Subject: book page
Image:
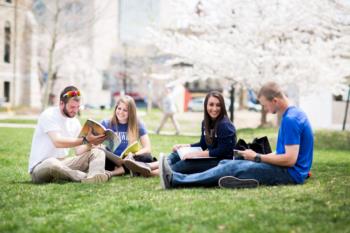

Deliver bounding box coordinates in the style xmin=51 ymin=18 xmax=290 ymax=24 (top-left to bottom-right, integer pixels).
xmin=99 ymin=147 xmax=122 ymax=165
xmin=121 ymin=141 xmax=140 ymax=159
xmin=78 ymin=119 xmax=120 ymax=151
xmin=177 ymin=147 xmax=203 ymax=160
xmin=104 ymin=130 xmax=121 ymax=152
xmin=78 ymin=119 xmax=106 ymax=138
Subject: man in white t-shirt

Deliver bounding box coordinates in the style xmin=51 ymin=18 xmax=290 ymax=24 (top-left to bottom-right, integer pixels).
xmin=28 ymin=86 xmax=109 ymax=184
xmin=155 ymin=86 xmax=180 ymax=135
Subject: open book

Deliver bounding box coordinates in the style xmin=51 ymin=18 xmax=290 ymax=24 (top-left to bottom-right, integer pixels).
xmin=177 ymin=147 xmax=202 ymax=160
xmin=177 ymin=146 xmax=218 ymax=160
xmin=101 ymin=141 xmax=141 ymax=165
xmin=99 ymin=147 xmax=122 ymax=165
xmin=120 ymin=141 xmax=141 ymax=159
xmin=78 ymin=119 xmax=121 ymax=152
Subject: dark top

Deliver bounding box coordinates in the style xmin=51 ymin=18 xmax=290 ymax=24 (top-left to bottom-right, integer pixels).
xmin=191 ymin=116 xmax=236 ymax=159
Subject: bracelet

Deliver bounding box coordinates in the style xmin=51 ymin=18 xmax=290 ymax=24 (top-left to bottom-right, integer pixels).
xmin=82 ymin=136 xmax=89 ymax=145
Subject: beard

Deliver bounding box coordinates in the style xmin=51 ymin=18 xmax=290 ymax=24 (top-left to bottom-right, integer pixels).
xmin=62 ymin=104 xmax=76 ymax=118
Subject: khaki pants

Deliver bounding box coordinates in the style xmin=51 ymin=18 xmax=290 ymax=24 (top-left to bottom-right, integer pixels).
xmin=31 ymin=148 xmax=106 ymax=183
xmin=156 ymin=113 xmax=180 ymax=134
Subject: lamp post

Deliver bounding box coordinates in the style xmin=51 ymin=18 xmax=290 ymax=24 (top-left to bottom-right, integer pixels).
xmin=342 ymin=84 xmax=350 ymax=131
xmin=230 ymin=83 xmax=235 ymax=122
xmin=122 ymin=43 xmax=128 ymax=95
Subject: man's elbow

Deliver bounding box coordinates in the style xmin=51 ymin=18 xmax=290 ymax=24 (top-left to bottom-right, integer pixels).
xmin=284 ymin=157 xmax=297 ymax=167
xmin=285 ymin=161 xmax=295 ymax=167
xmin=48 ymin=135 xmax=64 ymax=148
xmin=52 ymin=141 xmax=65 ymax=148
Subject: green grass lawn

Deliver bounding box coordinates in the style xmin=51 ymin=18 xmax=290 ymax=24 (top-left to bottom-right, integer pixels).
xmin=0 ymin=128 xmax=349 ymax=233
xmin=0 ymin=119 xmax=37 ymax=124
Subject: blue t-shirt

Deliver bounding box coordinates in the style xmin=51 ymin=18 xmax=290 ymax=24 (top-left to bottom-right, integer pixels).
xmin=276 ymin=106 xmax=314 ymax=184
xmin=101 ymin=119 xmax=147 ymax=156
xmin=191 ymin=116 xmax=236 ymax=159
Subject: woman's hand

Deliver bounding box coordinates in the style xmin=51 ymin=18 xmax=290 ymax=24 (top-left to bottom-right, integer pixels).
xmin=172 ymin=144 xmax=191 ymax=152
xmin=126 ymin=152 xmax=135 ymax=158
xmin=181 ymin=152 xmax=196 ymax=160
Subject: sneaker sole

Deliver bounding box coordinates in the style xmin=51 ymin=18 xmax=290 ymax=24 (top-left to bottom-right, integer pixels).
xmin=81 ymin=173 xmax=108 ymax=184
xmin=159 ymin=154 xmax=172 ymax=189
xmin=159 ymin=154 xmax=166 ymax=189
xmin=123 ymin=160 xmax=151 ymax=177
xmin=218 ymin=176 xmax=259 ymax=189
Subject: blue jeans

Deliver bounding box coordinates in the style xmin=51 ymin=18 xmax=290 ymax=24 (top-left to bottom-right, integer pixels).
xmin=171 ymin=159 xmax=296 ymax=187
xmin=167 ymin=151 xmax=220 ymax=174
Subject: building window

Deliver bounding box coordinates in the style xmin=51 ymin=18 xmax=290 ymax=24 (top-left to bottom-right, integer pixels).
xmin=4 ymin=22 xmax=11 ymax=63
xmin=4 ymin=81 xmax=10 ymax=102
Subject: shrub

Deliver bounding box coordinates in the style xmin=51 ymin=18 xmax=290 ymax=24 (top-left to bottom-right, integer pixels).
xmin=314 ymin=130 xmax=350 ymax=151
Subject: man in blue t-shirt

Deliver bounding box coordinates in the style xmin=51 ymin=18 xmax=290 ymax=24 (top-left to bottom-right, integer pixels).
xmin=159 ymin=82 xmax=314 ymax=189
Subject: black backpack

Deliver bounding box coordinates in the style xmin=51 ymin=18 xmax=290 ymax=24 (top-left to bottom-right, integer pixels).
xmin=234 ymin=136 xmax=272 ymax=159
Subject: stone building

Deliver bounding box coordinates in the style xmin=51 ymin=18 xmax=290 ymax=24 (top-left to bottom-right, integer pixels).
xmin=0 ymin=0 xmax=41 ymax=109
xmin=32 ymin=0 xmax=117 ymax=109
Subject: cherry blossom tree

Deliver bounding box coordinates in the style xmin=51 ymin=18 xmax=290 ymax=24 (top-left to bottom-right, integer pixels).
xmin=32 ymin=0 xmax=110 ymax=109
xmin=147 ymin=0 xmax=350 ymax=95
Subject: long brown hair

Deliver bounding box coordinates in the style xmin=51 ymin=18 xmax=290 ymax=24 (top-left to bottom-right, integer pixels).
xmin=203 ymin=91 xmax=228 ymax=145
xmin=110 ymin=95 xmax=139 ymax=143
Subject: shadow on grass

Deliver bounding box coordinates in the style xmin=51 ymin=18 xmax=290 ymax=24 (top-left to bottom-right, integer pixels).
xmin=11 ymin=180 xmax=32 ymax=185
xmin=10 ymin=180 xmax=73 ymax=185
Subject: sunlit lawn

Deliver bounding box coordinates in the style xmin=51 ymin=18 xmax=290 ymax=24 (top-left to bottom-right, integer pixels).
xmin=0 ymin=126 xmax=349 ymax=233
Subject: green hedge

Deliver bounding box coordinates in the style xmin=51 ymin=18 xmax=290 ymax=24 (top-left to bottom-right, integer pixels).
xmin=314 ymin=130 xmax=350 ymax=150
xmin=237 ymin=128 xmax=350 ymax=151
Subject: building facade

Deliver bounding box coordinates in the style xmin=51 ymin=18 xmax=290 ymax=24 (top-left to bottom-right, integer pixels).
xmin=0 ymin=0 xmax=41 ymax=109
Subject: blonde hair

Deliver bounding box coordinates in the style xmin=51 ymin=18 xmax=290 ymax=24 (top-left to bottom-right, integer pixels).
xmin=110 ymin=95 xmax=139 ymax=143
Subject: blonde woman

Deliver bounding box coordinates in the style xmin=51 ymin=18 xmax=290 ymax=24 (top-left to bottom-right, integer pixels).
xmin=101 ymin=95 xmax=157 ymax=177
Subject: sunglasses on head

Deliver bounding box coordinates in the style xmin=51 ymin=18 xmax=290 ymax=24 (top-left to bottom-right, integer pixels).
xmin=63 ymin=90 xmax=80 ymax=98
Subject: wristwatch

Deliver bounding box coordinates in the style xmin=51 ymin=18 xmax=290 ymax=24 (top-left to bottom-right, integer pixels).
xmin=82 ymin=136 xmax=89 ymax=145
xmin=254 ymin=153 xmax=262 ymax=163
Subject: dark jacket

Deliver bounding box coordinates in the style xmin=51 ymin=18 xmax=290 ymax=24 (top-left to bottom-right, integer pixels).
xmin=191 ymin=116 xmax=236 ymax=159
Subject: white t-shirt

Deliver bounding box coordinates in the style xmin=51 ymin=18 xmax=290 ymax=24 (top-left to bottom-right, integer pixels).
xmin=162 ymin=94 xmax=177 ymax=114
xmin=28 ymin=107 xmax=81 ymax=173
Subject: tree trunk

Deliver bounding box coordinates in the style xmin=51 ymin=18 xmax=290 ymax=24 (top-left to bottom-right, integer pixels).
xmin=342 ymin=85 xmax=350 ymax=131
xmin=239 ymin=86 xmax=245 ymax=110
xmin=42 ymin=1 xmax=60 ymax=110
xmin=43 ymin=45 xmax=55 ymax=109
xmin=147 ymin=79 xmax=152 ymax=113
xmin=259 ymin=106 xmax=268 ymax=127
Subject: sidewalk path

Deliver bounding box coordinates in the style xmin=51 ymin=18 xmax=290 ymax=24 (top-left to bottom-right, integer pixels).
xmin=0 ymin=109 xmax=275 ymax=135
xmin=0 ymin=123 xmax=199 ymax=136
xmin=0 ymin=123 xmax=36 ymax=128
xmin=148 ymin=130 xmax=199 ymax=137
